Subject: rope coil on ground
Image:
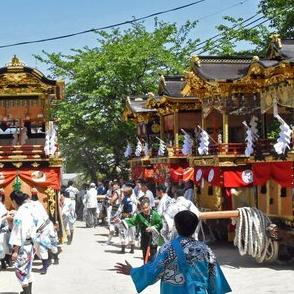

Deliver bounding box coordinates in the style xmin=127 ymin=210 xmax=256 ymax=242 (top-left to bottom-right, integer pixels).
xmin=233 ymin=207 xmax=279 ymax=263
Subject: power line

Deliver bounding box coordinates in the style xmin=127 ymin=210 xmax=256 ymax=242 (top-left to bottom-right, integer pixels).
xmin=0 ymin=0 xmax=206 ymax=49
xmin=197 ymin=18 xmax=270 ymax=55
xmin=193 ymin=14 xmax=267 ymax=54
xmin=196 ymin=0 xmax=249 ymax=22
xmin=193 ymin=13 xmax=265 ymax=51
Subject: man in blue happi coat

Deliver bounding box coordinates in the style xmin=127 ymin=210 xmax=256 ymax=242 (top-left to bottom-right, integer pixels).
xmin=115 ymin=210 xmax=231 ymax=294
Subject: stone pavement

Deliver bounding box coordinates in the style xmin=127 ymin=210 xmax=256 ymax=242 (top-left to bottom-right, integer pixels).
xmin=0 ymin=222 xmax=293 ymax=294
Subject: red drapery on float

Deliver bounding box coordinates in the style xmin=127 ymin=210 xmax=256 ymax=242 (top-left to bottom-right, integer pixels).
xmin=169 ymin=164 xmax=189 ymax=183
xmin=252 ymin=162 xmax=293 ymax=187
xmin=222 ymin=166 xmax=253 ymax=188
xmin=0 ymin=168 xmax=61 ymax=190
xmin=131 ymin=166 xmax=145 ymax=181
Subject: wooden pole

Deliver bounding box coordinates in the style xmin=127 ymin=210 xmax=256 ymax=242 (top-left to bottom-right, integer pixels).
xmin=199 ymin=210 xmax=239 ymax=220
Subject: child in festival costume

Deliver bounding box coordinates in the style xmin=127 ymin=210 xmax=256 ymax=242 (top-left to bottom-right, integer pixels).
xmin=119 ymin=197 xmax=162 ymax=263
xmin=115 ymin=210 xmax=231 ymax=294
xmin=113 ymin=185 xmax=137 ymax=254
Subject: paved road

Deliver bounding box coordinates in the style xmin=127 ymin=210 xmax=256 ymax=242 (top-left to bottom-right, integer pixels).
xmin=0 ymin=222 xmax=293 ymax=294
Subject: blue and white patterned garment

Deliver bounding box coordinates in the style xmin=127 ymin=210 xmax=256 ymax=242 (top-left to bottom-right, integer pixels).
xmin=131 ymin=236 xmax=231 ymax=294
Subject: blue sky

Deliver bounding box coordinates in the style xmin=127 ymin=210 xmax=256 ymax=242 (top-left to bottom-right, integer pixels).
xmin=0 ymin=0 xmax=261 ymax=76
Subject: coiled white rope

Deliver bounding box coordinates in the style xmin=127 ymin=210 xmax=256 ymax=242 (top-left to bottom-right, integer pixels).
xmin=233 ymin=207 xmax=279 ymax=263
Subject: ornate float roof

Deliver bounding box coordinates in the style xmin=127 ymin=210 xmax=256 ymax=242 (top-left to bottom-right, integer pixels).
xmin=124 ymin=36 xmax=294 ymax=121
xmin=158 ymin=75 xmax=186 ymax=97
xmin=0 ymin=55 xmax=64 ymax=99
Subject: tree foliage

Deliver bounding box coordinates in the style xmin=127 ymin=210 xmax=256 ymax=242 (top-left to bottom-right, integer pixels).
xmin=36 ymin=21 xmax=198 ymax=181
xmin=260 ymin=0 xmax=294 ymax=38
xmin=37 ymin=0 xmax=294 ymax=181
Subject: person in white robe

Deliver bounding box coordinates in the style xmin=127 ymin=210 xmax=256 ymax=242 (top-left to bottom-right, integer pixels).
xmin=0 ymin=192 xmax=11 ymax=270
xmin=60 ymin=189 xmax=76 ymax=245
xmin=155 ymin=184 xmax=172 ymax=216
xmin=9 ymin=191 xmax=37 ymax=294
xmin=161 ymin=187 xmax=200 ymax=242
xmin=30 ymin=188 xmax=58 ymax=274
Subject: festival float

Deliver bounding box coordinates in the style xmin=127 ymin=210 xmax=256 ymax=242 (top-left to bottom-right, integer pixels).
xmin=123 ymin=35 xmax=294 ymax=262
xmin=0 ymin=56 xmax=64 ymax=222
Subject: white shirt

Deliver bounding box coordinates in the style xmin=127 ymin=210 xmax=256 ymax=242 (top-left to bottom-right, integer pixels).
xmin=30 ymin=200 xmax=48 ymax=229
xmin=9 ymin=201 xmax=36 ymax=247
xmin=85 ymin=187 xmax=98 ymax=209
xmin=0 ymin=202 xmax=7 ymax=218
xmin=161 ymin=196 xmax=200 ymax=242
xmin=66 ymin=186 xmax=79 ymax=201
xmin=145 ymin=190 xmax=155 ymax=207
xmin=157 ymin=193 xmax=171 ymax=216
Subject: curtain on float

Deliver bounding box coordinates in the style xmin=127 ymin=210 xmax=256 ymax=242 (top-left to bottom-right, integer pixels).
xmin=252 ymin=162 xmax=293 ymax=187
xmin=0 ymin=168 xmax=61 ymax=190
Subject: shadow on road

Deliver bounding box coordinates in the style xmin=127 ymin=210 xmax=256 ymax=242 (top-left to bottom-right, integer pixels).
xmin=211 ymin=242 xmax=294 ymax=270
xmin=94 ymin=233 xmax=109 ymax=237
xmin=104 ymin=249 xmax=125 ymax=254
xmin=0 ymin=292 xmax=19 ymax=294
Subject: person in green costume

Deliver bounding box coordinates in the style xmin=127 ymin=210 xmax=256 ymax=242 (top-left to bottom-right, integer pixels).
xmin=120 ymin=197 xmax=162 ymax=263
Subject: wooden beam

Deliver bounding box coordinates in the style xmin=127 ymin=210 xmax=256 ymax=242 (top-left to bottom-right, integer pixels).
xmin=199 ymin=210 xmax=239 ymax=220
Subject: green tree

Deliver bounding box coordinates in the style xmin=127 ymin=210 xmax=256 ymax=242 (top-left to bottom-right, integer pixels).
xmin=199 ymin=0 xmax=293 ymax=56
xmin=37 ymin=21 xmax=198 ymax=181
xmin=260 ymin=0 xmax=294 ymax=38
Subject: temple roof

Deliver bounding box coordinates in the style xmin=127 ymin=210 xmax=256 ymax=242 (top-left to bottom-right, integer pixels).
xmin=128 ymin=97 xmax=157 ymax=113
xmin=158 ymin=75 xmax=186 ymax=97
xmin=191 ymin=39 xmax=294 ymax=81
xmin=280 ymin=39 xmax=294 ymax=63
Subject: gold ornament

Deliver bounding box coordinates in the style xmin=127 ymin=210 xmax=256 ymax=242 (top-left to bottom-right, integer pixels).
xmin=45 ymin=187 xmax=56 ymax=217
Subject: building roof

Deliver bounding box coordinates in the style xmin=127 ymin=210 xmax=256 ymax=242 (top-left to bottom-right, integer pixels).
xmin=191 ymin=39 xmax=294 ymax=81
xmin=280 ymin=39 xmax=294 ymax=63
xmin=127 ymin=97 xmax=157 ymax=113
xmin=158 ymin=75 xmax=186 ymax=97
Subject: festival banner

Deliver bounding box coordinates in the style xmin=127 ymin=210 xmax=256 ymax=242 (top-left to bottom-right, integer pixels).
xmin=223 ymin=167 xmax=253 ymax=188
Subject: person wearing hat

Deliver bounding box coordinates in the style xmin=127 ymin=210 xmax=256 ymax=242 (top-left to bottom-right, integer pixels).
xmin=84 ymin=183 xmax=98 ymax=228
xmin=115 ymin=210 xmax=231 ymax=294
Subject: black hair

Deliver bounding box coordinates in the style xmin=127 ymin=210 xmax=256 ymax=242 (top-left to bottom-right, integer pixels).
xmin=0 ymin=193 xmax=5 ymax=203
xmin=68 ymin=180 xmax=74 ymax=186
xmin=63 ymin=190 xmax=70 ymax=198
xmin=175 ymin=189 xmax=184 ymax=198
xmin=10 ymin=191 xmax=29 ymax=206
xmin=125 ymin=181 xmax=136 ymax=189
xmin=32 ymin=194 xmax=39 ymax=201
xmin=140 ymin=197 xmax=150 ymax=207
xmin=156 ymin=184 xmax=167 ymax=193
xmin=174 ymin=210 xmax=198 ymax=237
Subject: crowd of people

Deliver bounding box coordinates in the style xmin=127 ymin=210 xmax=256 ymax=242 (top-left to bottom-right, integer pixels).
xmin=0 ymin=177 xmax=231 ymax=294
xmin=0 ymin=186 xmax=77 ymax=294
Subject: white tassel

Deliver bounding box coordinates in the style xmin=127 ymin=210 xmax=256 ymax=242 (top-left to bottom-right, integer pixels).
xmin=198 ymin=129 xmax=209 ymax=155
xmin=274 ymin=115 xmax=292 ymax=155
xmin=135 ymin=138 xmax=143 ymax=157
xmin=157 ymin=138 xmax=166 ymax=156
xmin=124 ymin=143 xmax=132 ymax=158
xmin=181 ymin=129 xmax=193 ymax=155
